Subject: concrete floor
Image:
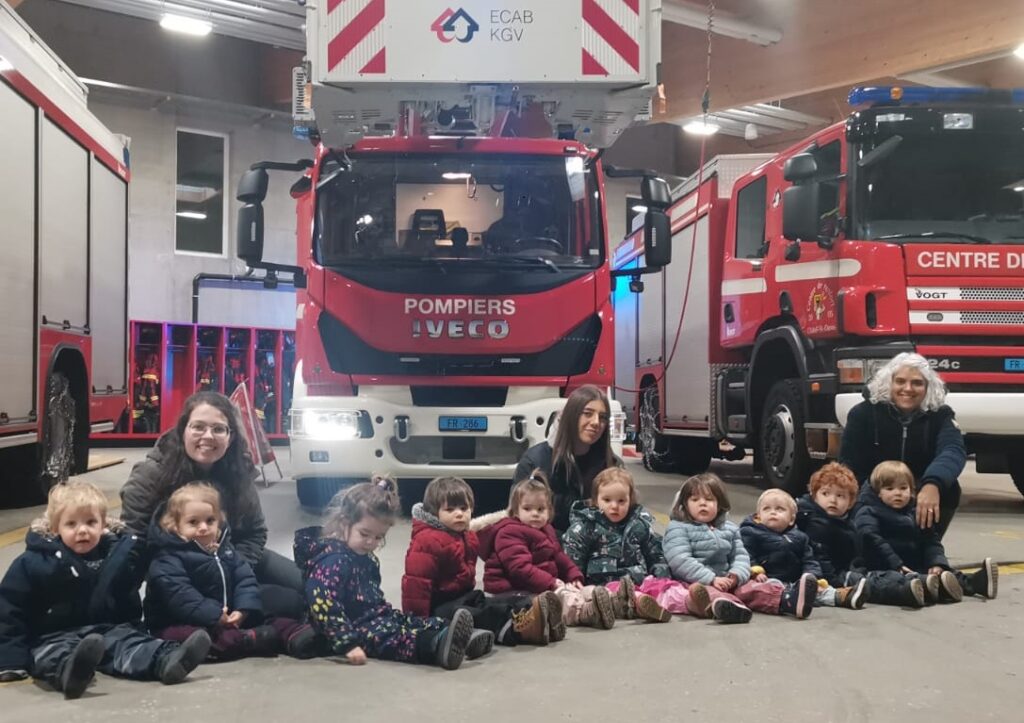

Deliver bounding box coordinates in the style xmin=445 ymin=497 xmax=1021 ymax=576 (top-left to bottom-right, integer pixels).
xmin=1 ymin=449 xmax=1023 ymax=722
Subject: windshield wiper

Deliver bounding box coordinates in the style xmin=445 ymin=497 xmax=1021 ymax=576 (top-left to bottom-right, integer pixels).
xmin=496 ymin=256 xmax=562 ymax=274
xmin=875 ymin=231 xmax=994 ymax=245
xmin=326 ymin=256 xmax=448 ymax=273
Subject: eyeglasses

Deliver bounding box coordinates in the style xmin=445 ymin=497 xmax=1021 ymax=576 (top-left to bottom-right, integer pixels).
xmin=187 ymin=421 xmax=231 ymax=437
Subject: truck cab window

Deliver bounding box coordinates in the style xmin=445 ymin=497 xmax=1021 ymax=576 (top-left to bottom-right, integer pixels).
xmin=811 ymin=140 xmax=841 ymax=236
xmin=734 ymin=176 xmax=767 ymax=259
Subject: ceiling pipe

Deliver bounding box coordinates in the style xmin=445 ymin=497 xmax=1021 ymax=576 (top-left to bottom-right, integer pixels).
xmin=661 ymin=0 xmax=782 ymax=46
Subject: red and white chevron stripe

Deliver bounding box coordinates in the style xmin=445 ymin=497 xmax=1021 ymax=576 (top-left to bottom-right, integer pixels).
xmin=581 ymin=0 xmax=641 ymax=77
xmin=325 ymin=0 xmax=387 ymax=75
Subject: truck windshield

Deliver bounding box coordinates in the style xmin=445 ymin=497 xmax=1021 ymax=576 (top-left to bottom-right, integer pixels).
xmin=855 ymin=129 xmax=1024 ymax=244
xmin=315 ymin=153 xmax=604 ymax=268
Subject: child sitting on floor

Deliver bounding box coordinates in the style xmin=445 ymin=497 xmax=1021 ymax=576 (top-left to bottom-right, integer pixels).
xmin=855 ymin=461 xmax=997 ymax=604
xmin=402 ymin=476 xmax=538 ymax=647
xmin=0 ymin=482 xmax=209 ymax=699
xmin=561 ymin=467 xmax=671 ymax=622
xmin=293 ymin=475 xmax=490 ymax=670
xmin=145 ymin=483 xmax=317 ymax=659
xmin=477 ymin=470 xmax=615 ymax=633
xmin=740 ymin=488 xmax=866 ymax=609
xmin=662 ymin=473 xmax=818 ymax=623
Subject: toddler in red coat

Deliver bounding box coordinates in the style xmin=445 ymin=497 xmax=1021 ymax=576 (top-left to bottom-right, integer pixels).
xmin=402 ymin=477 xmax=540 ymax=647
xmin=477 ymin=470 xmax=616 ymax=634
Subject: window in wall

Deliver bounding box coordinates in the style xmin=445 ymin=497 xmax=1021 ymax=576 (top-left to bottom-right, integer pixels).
xmin=734 ymin=176 xmax=767 ymax=259
xmin=175 ymin=129 xmax=227 ymax=256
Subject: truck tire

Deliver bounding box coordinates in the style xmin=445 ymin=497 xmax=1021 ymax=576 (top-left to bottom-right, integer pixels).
xmin=1010 ymin=453 xmax=1024 ymax=499
xmin=39 ymin=372 xmax=76 ymax=496
xmin=757 ymin=379 xmax=817 ymax=495
xmin=639 ymin=385 xmax=679 ymax=473
xmin=296 ymin=477 xmax=349 ymax=510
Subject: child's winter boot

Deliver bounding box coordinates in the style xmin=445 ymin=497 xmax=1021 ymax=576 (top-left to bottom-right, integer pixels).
xmin=611 ymin=575 xmax=637 ymax=619
xmin=577 ymin=587 xmax=615 ymax=629
xmin=464 ymin=629 xmax=495 ymax=660
xmin=511 ymin=595 xmax=550 ymax=646
xmin=156 ymin=629 xmax=211 ymax=685
xmin=634 ymin=593 xmax=671 ymax=622
xmin=923 ymin=573 xmax=941 ymax=604
xmin=60 ymin=634 xmax=104 ymax=699
xmin=284 ymin=624 xmax=321 ymax=659
xmin=686 ymin=582 xmax=712 ymax=618
xmin=778 ymin=573 xmax=816 ymax=619
xmin=937 ymin=571 xmax=963 ymax=603
xmin=434 ymin=608 xmax=474 ymax=670
xmin=542 ymin=591 xmax=567 ymax=642
xmin=835 ymin=577 xmax=867 ymax=609
xmin=710 ymin=598 xmax=752 ymax=624
xmin=967 ymin=558 xmax=998 ymax=599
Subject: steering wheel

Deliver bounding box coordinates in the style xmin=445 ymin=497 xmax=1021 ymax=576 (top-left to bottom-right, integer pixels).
xmin=509 ymin=236 xmax=564 ymax=254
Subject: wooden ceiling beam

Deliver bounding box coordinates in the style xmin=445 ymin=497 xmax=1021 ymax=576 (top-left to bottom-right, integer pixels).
xmin=658 ymin=0 xmax=1024 ymax=120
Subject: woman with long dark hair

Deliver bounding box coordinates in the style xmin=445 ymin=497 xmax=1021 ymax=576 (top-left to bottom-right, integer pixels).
xmin=120 ymin=392 xmax=304 ymax=617
xmin=513 ymin=385 xmax=621 ymax=532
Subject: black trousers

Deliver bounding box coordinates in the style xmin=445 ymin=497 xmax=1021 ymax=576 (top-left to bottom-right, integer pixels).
xmin=932 ymin=480 xmax=961 ymax=541
xmin=31 ymin=623 xmax=173 ymax=689
xmin=254 ymin=548 xmax=307 ymax=620
xmin=433 ymin=590 xmax=532 ymax=642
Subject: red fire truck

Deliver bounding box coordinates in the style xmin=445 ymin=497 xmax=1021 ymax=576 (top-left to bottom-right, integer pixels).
xmin=0 ymin=2 xmax=129 ymax=504
xmin=614 ymin=86 xmax=1024 ymax=496
xmin=234 ymin=1 xmax=671 ymax=507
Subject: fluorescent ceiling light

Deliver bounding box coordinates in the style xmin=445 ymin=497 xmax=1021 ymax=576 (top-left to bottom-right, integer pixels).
xmin=683 ymin=120 xmax=720 ymax=136
xmin=1015 ymin=43 xmax=1024 ymax=60
xmin=0 ymin=55 xmax=12 ymax=72
xmin=176 ymin=210 xmax=208 ymax=220
xmin=160 ymin=14 xmax=213 ymax=36
xmin=442 ymin=172 xmax=472 ymax=180
xmin=1014 ymin=186 xmax=1024 ymax=193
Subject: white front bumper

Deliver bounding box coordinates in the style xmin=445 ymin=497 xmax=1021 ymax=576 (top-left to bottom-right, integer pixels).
xmin=836 ymin=392 xmax=1024 ymax=436
xmin=289 ymin=386 xmax=621 ymax=481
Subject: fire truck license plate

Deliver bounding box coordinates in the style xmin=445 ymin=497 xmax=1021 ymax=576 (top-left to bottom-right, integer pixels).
xmin=438 ymin=416 xmax=488 ymax=432
xmin=1005 ymin=358 xmax=1024 ymax=372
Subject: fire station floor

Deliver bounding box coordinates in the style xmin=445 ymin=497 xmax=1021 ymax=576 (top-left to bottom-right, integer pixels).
xmin=1 ymin=450 xmax=1023 ymax=722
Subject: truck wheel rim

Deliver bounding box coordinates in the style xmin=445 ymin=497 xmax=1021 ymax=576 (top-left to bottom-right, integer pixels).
xmin=764 ymin=404 xmax=795 ymax=477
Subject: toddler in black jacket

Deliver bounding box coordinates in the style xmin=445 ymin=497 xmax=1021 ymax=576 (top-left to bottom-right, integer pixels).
xmin=0 ymin=481 xmax=209 ymax=699
xmin=146 ymin=483 xmax=317 ymax=659
xmin=855 ymin=461 xmax=997 ymax=604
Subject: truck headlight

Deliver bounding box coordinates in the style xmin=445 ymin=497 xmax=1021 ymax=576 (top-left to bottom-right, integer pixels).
xmin=291 ymin=409 xmax=365 ymax=440
xmin=610 ymin=411 xmax=627 ymax=443
xmin=837 ymin=358 xmax=888 ymax=385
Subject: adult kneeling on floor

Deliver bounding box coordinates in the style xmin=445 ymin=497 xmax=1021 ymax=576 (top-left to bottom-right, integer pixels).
xmin=839 ymin=352 xmax=965 ymax=540
xmin=120 ymin=391 xmax=306 ymax=618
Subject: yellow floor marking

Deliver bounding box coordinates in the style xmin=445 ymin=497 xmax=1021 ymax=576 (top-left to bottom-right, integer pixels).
xmin=86 ymin=454 xmax=126 ymax=472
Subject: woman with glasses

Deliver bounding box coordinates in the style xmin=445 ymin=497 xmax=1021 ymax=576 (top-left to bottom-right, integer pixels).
xmin=513 ymin=385 xmax=622 ymax=533
xmin=120 ymin=391 xmax=305 ymax=617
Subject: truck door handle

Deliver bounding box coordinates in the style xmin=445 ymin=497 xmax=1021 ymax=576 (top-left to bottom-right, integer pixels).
xmin=724 ymin=303 xmax=735 ymax=323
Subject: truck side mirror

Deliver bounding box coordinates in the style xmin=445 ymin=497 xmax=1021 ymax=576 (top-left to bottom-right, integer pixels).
xmin=643 ymin=209 xmax=672 ymax=268
xmin=783 ymin=153 xmax=817 ymax=183
xmin=237 ymin=168 xmax=268 ymax=266
xmin=782 ymin=183 xmax=821 ymax=242
xmin=641 ymin=176 xmax=672 ymax=209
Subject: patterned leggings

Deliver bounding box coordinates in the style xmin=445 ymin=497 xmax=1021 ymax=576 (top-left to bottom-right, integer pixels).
xmin=608 ymin=575 xmax=783 ymax=616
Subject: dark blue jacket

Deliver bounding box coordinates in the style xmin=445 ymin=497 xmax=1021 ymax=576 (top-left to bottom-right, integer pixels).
xmin=795 ymin=494 xmax=862 ymax=588
xmin=144 ymin=512 xmax=262 ymax=632
xmin=739 ymin=516 xmax=822 ymax=583
xmin=0 ymin=528 xmax=144 ymax=671
xmin=839 ymin=398 xmax=965 ymax=494
xmin=854 ymin=485 xmax=949 ymax=573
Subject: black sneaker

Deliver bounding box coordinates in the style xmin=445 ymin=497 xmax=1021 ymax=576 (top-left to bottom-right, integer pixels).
xmin=251 ymin=625 xmax=283 ymax=656
xmin=61 ymin=634 xmax=104 ymax=700
xmin=923 ymin=574 xmax=940 ymax=605
xmin=711 ymin=598 xmax=752 ymax=624
xmin=285 ymin=624 xmax=320 ymax=659
xmin=157 ymin=629 xmax=211 ymax=685
xmin=464 ymin=629 xmax=494 ymax=660
xmin=938 ymin=571 xmax=963 ymax=603
xmin=905 ymin=578 xmax=926 ymax=608
xmin=434 ymin=608 xmax=473 ymax=670
xmin=970 ymin=558 xmax=998 ymax=600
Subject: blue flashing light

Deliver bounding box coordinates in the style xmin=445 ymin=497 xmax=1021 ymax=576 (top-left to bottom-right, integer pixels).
xmin=848 ymin=85 xmax=1024 ymax=107
xmin=293 ymin=125 xmax=312 ymax=140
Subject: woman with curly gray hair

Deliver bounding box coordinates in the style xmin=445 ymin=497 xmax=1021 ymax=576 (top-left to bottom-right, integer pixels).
xmin=838 ymin=352 xmax=966 ymax=539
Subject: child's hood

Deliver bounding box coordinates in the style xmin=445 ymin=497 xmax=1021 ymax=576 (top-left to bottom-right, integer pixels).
xmin=411 ymin=502 xmax=454 ymax=536
xmin=293 ymin=525 xmax=351 ymax=572
xmin=857 ymin=483 xmax=913 ymax=517
xmin=146 ymin=501 xmax=232 ymax=553
xmin=740 ymin=514 xmax=795 ymax=536
xmin=472 ymin=512 xmax=515 ymax=558
xmin=25 ymin=518 xmax=127 ymax=555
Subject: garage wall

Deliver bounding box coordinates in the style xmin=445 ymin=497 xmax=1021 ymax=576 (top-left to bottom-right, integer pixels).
xmin=88 ymin=99 xmax=305 ymax=327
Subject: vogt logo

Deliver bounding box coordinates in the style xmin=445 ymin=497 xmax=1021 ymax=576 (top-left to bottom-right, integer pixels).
xmin=431 ymin=8 xmax=479 ymax=43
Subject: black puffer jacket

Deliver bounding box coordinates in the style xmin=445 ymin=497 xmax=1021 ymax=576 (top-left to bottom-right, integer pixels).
xmin=795 ymin=494 xmax=862 ymax=588
xmin=839 ymin=398 xmax=966 ymax=493
xmin=120 ymin=431 xmax=268 ymax=566
xmin=0 ymin=527 xmax=143 ymax=671
xmin=854 ymin=485 xmax=949 ymax=573
xmin=739 ymin=517 xmax=822 ymax=583
xmin=144 ymin=508 xmax=263 ymax=632
xmin=514 ymin=441 xmax=620 ymax=532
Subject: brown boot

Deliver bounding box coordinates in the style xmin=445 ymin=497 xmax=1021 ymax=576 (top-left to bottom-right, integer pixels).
xmin=541 ymin=591 xmax=566 ymax=642
xmin=686 ymin=583 xmax=712 ymax=618
xmin=635 ymin=593 xmax=671 ymax=622
xmin=611 ymin=576 xmax=637 ymax=619
xmin=511 ymin=595 xmax=550 ymax=646
xmin=578 ymin=587 xmax=615 ymax=629
xmin=835 ymin=577 xmax=867 ymax=609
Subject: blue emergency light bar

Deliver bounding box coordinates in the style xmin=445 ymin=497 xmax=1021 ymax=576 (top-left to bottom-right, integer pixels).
xmin=848 ymin=86 xmax=1024 ymax=107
